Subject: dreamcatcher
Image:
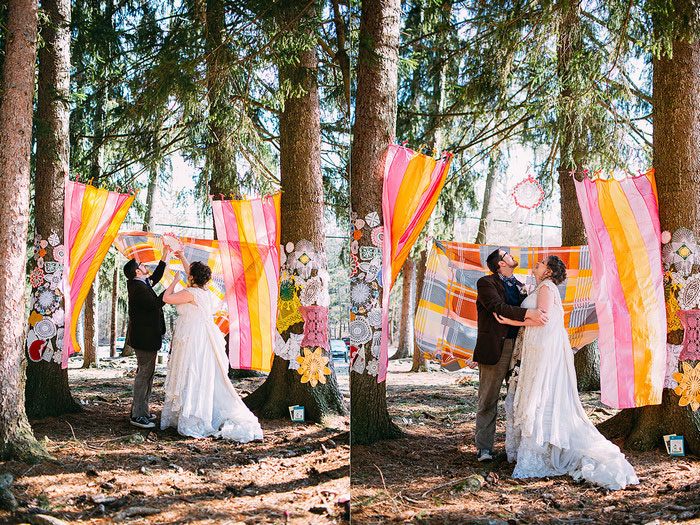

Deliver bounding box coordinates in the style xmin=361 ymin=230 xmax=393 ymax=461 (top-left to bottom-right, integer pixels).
xmin=509 ymin=171 xmax=545 ymax=230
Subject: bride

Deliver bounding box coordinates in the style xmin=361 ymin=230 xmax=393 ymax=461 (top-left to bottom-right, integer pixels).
xmin=494 ymin=255 xmax=638 ymax=490
xmin=161 ymin=251 xmax=263 ymax=442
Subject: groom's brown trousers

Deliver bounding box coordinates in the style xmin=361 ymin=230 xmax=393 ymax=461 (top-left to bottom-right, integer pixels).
xmin=474 ymin=338 xmax=514 ymax=451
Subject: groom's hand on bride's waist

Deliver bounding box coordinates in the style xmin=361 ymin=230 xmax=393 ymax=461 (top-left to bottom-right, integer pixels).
xmin=525 ymin=308 xmax=548 ymax=325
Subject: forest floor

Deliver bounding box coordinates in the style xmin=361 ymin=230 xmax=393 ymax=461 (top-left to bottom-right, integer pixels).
xmin=352 ymin=359 xmax=700 ymax=525
xmin=0 ymin=356 xmax=350 ymax=525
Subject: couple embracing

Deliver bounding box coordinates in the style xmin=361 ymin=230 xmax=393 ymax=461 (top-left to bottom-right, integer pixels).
xmin=472 ymin=248 xmax=638 ymax=490
xmin=123 ymin=245 xmax=262 ymax=442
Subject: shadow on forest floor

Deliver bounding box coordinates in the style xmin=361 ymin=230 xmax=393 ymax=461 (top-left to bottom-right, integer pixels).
xmin=351 ymin=360 xmax=700 ymax=525
xmin=0 ymin=362 xmax=349 ymax=525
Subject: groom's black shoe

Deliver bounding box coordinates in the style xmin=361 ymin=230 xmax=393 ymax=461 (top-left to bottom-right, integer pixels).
xmin=130 ymin=416 xmax=156 ymax=429
xmin=477 ymin=449 xmax=493 ymax=462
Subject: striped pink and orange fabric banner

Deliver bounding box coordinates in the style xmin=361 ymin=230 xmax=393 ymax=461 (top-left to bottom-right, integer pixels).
xmin=574 ymin=169 xmax=666 ymax=408
xmin=211 ymin=193 xmax=281 ymax=372
xmin=379 ymin=144 xmax=452 ymax=382
xmin=62 ymin=178 xmax=135 ymax=367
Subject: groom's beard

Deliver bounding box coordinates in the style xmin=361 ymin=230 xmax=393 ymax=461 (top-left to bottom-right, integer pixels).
xmin=508 ymin=257 xmax=519 ymax=269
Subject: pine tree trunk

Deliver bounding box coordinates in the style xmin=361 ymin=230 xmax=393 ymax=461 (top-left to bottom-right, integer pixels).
xmin=599 ymin=11 xmax=700 ymax=453
xmin=25 ymin=0 xmax=80 ymax=419
xmin=110 ymin=266 xmax=118 ymax=358
xmin=411 ymin=249 xmax=428 ymax=372
xmin=474 ymin=149 xmax=500 ymax=244
xmin=391 ymin=257 xmax=415 ymax=360
xmin=244 ymin=2 xmax=346 ymax=423
xmin=556 ymin=0 xmax=600 ymax=392
xmin=350 ymin=0 xmax=403 ymax=445
xmin=142 ymin=165 xmax=158 ymax=231
xmin=0 ymin=0 xmax=48 ymax=462
xmin=82 ymin=281 xmax=98 ymax=368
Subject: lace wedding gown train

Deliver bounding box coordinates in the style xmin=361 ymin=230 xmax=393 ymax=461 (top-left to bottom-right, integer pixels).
xmin=505 ymin=280 xmax=638 ymax=490
xmin=161 ymin=287 xmax=263 ymax=442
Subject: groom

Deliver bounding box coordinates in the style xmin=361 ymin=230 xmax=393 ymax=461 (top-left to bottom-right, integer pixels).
xmin=123 ymin=245 xmax=170 ymax=429
xmin=472 ymin=248 xmax=547 ymax=462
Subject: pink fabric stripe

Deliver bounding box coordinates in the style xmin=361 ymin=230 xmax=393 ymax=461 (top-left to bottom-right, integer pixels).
xmin=249 ymin=200 xmax=272 ymax=355
xmin=623 ymin=175 xmax=667 ymax=392
xmin=384 ymin=145 xmax=413 ymax=220
xmin=574 ymin=179 xmax=619 ymax=406
xmin=212 ymin=200 xmax=244 ymax=368
xmin=62 ymin=179 xmax=77 ymax=359
xmin=262 ymin=196 xmax=278 ymax=255
xmin=257 ymin=199 xmax=280 ymax=350
xmin=211 ymin=201 xmax=238 ymax=366
xmin=630 ymin=175 xmax=665 ymax=327
xmin=69 ymin=192 xmax=121 ymax=299
xmin=578 ymin=178 xmax=635 ymax=407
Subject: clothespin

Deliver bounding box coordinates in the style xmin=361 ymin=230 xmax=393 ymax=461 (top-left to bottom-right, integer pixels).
xmin=117 ymin=186 xmax=121 ymax=192
xmin=638 ymin=169 xmax=642 ymax=177
xmin=401 ymin=140 xmax=408 ymax=147
xmin=230 ymin=193 xmax=235 ymax=201
xmin=88 ymin=178 xmax=94 ymax=186
xmin=568 ymin=170 xmax=575 ymax=176
xmin=219 ymin=193 xmax=224 ymax=201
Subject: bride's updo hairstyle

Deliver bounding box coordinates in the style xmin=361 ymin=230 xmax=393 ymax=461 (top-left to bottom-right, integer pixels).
xmin=545 ymin=255 xmax=567 ymax=285
xmin=189 ymin=261 xmax=212 ymax=287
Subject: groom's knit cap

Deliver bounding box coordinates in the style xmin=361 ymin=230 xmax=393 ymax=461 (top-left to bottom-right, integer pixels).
xmin=123 ymin=258 xmax=139 ymax=280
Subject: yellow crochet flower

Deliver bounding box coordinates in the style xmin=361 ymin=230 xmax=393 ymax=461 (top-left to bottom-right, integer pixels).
xmin=673 ymin=361 xmax=700 ymax=411
xmin=296 ymin=347 xmax=331 ymax=387
xmin=28 ymin=311 xmax=44 ymax=327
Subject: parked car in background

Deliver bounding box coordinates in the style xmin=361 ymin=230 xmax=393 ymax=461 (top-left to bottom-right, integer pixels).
xmin=330 ymin=339 xmax=349 ymax=362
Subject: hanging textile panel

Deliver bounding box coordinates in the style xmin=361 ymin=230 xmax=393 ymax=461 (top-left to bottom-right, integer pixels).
xmin=211 ymin=193 xmax=281 ymax=372
xmin=379 ymin=144 xmax=452 ymax=381
xmin=113 ymin=232 xmax=227 ymax=302
xmin=414 ymin=240 xmax=598 ymax=372
xmin=62 ymin=179 xmax=135 ymax=367
xmin=574 ymin=169 xmax=666 ymax=408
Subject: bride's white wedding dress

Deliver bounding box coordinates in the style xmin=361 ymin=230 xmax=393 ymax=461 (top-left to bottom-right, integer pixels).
xmin=161 ymin=287 xmax=263 ymax=441
xmin=505 ymin=279 xmax=638 ymax=490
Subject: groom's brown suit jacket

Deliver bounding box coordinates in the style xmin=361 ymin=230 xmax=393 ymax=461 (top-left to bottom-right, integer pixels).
xmin=473 ymin=273 xmax=528 ymax=365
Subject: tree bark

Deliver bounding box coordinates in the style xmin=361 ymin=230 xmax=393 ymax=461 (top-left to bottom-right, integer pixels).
xmin=391 ymin=257 xmax=415 ymax=359
xmin=411 ymin=249 xmax=428 ymax=372
xmin=244 ymin=2 xmax=346 ymax=423
xmin=110 ymin=266 xmax=118 ymax=357
xmin=142 ymin=165 xmax=158 ymax=231
xmin=350 ymin=0 xmax=403 ymax=445
xmin=556 ymin=0 xmax=600 ymax=392
xmin=82 ymin=281 xmax=98 ymax=367
xmin=0 ymin=0 xmax=49 ymax=462
xmin=25 ymin=0 xmax=80 ymax=419
xmin=599 ymin=9 xmax=700 ymax=454
xmin=474 ymin=149 xmax=501 ymax=244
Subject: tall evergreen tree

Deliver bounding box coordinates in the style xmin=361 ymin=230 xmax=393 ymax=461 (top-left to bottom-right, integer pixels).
xmin=245 ymin=1 xmax=346 ymax=422
xmin=350 ymin=0 xmax=403 ymax=445
xmin=0 ymin=0 xmax=48 ymax=461
xmin=25 ymin=0 xmax=81 ymax=418
xmin=599 ymin=0 xmax=700 ymax=453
